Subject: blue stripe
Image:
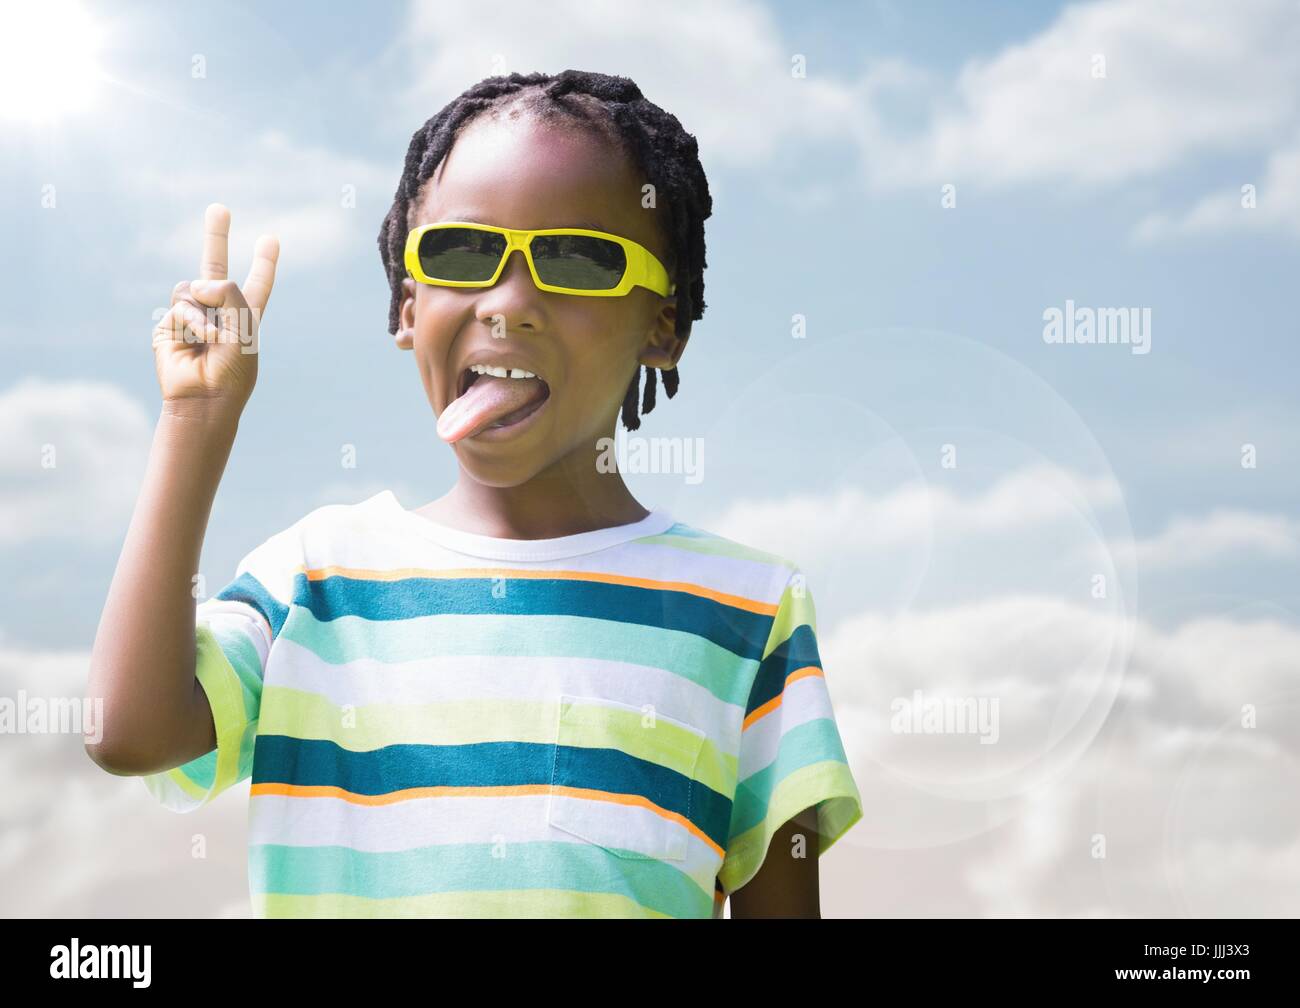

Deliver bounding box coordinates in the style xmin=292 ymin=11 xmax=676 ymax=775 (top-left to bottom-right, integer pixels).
xmin=748 ymin=623 xmax=820 ymax=715
xmin=554 ymin=742 xmax=730 ymax=849
xmin=296 ymin=572 xmax=774 ymax=661
xmin=253 ymin=735 xmax=554 ymax=791
xmin=218 ymin=571 xmax=290 ymax=640
xmin=252 ymin=734 xmax=731 ymax=849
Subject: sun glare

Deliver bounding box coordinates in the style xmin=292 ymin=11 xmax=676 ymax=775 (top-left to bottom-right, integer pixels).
xmin=0 ymin=0 xmax=105 ymax=124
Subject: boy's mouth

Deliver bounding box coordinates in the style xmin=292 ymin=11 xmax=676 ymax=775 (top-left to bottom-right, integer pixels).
xmin=437 ymin=358 xmax=552 ymax=443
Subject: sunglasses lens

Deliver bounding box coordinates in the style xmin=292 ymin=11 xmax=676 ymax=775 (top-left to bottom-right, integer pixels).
xmin=417 ymin=227 xmax=507 ymax=282
xmin=531 ymin=235 xmax=626 ymax=290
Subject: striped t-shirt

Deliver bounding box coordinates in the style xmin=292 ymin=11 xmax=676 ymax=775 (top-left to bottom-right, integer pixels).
xmin=143 ymin=490 xmax=863 ymax=918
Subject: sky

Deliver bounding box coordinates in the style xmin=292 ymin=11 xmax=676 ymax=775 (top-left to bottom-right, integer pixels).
xmin=0 ymin=0 xmax=1297 ymax=917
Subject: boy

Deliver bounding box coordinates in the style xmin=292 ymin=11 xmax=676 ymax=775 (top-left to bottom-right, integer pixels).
xmin=86 ymin=69 xmax=862 ymax=919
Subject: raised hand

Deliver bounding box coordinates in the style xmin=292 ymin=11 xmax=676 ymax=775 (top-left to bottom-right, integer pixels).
xmin=152 ymin=203 xmax=280 ymax=414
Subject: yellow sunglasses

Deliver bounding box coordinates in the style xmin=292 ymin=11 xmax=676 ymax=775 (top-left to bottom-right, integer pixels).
xmin=405 ymin=221 xmax=676 ymax=298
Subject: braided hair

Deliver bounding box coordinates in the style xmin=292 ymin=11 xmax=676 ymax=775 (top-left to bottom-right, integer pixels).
xmin=377 ymin=69 xmax=711 ymax=431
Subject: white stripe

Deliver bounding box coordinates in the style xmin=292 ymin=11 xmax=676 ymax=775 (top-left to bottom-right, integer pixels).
xmin=738 ymin=672 xmax=838 ymax=779
xmin=296 ymin=494 xmax=791 ymax=605
xmin=247 ymin=790 xmax=721 ymax=880
xmin=268 ymin=635 xmax=743 ymax=750
xmin=198 ymin=602 xmax=271 ymax=668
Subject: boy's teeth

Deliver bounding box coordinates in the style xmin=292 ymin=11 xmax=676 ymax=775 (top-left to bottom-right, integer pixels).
xmin=470 ymin=364 xmax=536 ymax=379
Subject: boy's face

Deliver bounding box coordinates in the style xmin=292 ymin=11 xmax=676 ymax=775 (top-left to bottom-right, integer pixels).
xmin=398 ymin=113 xmax=682 ymax=486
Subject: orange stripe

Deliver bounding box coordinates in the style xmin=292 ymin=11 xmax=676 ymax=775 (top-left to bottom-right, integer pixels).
xmin=251 ymin=782 xmax=549 ymax=804
xmin=551 ymin=784 xmax=725 ymax=858
xmin=740 ymin=665 xmax=823 ymax=731
xmin=295 ymin=564 xmax=778 ymax=616
xmin=250 ymin=780 xmax=725 ymax=858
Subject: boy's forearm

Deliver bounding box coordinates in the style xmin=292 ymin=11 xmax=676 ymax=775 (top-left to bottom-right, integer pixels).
xmin=86 ymin=400 xmax=241 ymax=772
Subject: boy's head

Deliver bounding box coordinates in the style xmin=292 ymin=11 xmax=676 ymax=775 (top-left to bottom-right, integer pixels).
xmin=377 ymin=70 xmax=711 ymax=482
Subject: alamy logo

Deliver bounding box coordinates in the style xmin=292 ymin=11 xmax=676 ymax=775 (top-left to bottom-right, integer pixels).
xmin=889 ymin=689 xmax=1000 ymax=744
xmin=595 ymin=434 xmax=704 ymax=484
xmin=1042 ymin=300 xmax=1151 ymax=355
xmin=1 ymin=692 xmax=103 ymax=742
xmin=49 ymin=940 xmax=151 ymax=987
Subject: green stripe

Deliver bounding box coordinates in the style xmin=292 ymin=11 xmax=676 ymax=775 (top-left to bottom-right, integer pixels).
xmin=762 ymin=576 xmax=815 ymax=661
xmin=255 ymin=888 xmax=675 ymax=918
xmin=284 ymin=611 xmax=754 ymax=705
xmin=207 ymin=622 xmax=266 ymax=716
xmin=641 ymin=528 xmax=793 ymax=568
xmin=144 ymin=624 xmax=253 ymax=810
xmin=718 ymin=759 xmax=862 ymax=894
xmin=253 ymin=840 xmax=714 ymax=918
xmin=156 ymin=761 xmax=212 ymax=803
xmin=195 ymin=623 xmax=250 ymax=803
xmin=730 ymin=717 xmax=850 ymax=835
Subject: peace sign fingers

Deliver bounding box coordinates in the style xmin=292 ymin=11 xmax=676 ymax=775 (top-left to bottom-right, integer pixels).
xmin=242 ymin=234 xmax=281 ymax=316
xmin=200 ymin=202 xmax=230 ymax=281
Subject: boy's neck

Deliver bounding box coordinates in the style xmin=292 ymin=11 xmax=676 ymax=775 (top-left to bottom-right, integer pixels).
xmin=413 ymin=471 xmax=650 ymax=541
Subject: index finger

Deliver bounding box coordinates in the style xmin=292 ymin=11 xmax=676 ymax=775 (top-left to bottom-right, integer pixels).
xmin=200 ymin=203 xmax=230 ymax=281
xmin=241 ymin=234 xmax=280 ymax=315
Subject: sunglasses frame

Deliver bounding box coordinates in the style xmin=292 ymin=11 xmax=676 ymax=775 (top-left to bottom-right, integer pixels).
xmin=404 ymin=221 xmax=676 ymax=298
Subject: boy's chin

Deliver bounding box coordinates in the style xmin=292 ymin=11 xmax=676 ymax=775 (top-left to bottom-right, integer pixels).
xmin=452 ymin=450 xmax=557 ymax=488
xmin=449 ymin=420 xmax=621 ymax=485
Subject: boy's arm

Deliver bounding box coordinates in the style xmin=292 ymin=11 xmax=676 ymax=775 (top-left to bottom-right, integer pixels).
xmin=85 ymin=402 xmax=242 ymax=775
xmin=85 ymin=203 xmax=278 ymax=776
xmin=728 ymin=806 xmax=821 ymax=919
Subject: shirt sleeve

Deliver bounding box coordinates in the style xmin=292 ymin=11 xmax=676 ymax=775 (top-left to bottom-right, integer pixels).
xmin=141 ymin=521 xmax=302 ymax=813
xmin=718 ymin=569 xmax=863 ymax=896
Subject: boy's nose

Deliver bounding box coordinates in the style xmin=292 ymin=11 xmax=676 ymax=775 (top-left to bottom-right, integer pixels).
xmin=473 ymin=246 xmax=547 ymax=335
xmin=496 ymin=247 xmax=535 ymax=291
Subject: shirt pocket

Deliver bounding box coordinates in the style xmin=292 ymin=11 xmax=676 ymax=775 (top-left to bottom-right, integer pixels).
xmin=547 ymin=693 xmax=707 ymax=862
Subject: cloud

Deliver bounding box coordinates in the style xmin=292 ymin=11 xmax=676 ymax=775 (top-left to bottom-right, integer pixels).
xmin=822 ymin=594 xmax=1132 ymax=793
xmin=861 ymin=0 xmax=1300 ymax=190
xmin=1066 ymin=506 xmax=1300 ymax=578
xmin=241 ymin=0 xmax=1300 ymax=257
xmin=1130 ymin=508 xmax=1300 ymax=571
xmin=8 ymin=571 xmax=1293 ymax=916
xmin=4 ymin=470 xmax=1297 ymax=915
xmin=0 ymin=639 xmax=254 ymax=917
xmin=0 ymin=378 xmax=151 ymax=547
xmin=710 ymin=478 xmax=1299 ymax=915
xmin=129 ymin=128 xmax=394 ymax=271
xmin=1141 ymin=402 xmax=1300 ymax=479
xmin=1135 ymin=135 xmax=1300 ymax=240
xmin=957 ymin=707 xmax=1300 ymax=917
xmin=395 ymin=0 xmax=872 ymax=168
xmin=816 ymin=582 xmax=1300 ymax=915
xmin=1142 ymin=613 xmax=1300 ymax=716
xmin=708 ymin=463 xmax=1123 ymax=573
xmin=821 ymin=593 xmax=1298 ymax=757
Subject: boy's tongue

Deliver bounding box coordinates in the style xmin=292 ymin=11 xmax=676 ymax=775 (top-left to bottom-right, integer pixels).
xmin=437 ymin=374 xmax=549 ymax=443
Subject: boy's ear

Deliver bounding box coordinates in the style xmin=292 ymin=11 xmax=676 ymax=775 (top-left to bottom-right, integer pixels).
xmin=637 ymin=295 xmax=684 ymax=370
xmin=396 ymin=278 xmax=416 ymax=349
